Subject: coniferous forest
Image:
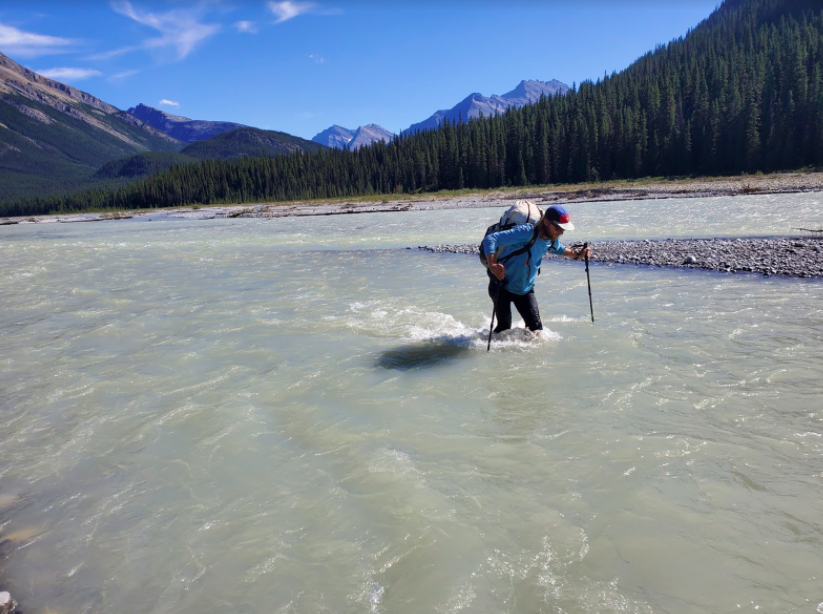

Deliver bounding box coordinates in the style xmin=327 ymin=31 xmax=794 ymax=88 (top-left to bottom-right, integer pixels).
xmin=3 ymin=0 xmax=822 ymax=217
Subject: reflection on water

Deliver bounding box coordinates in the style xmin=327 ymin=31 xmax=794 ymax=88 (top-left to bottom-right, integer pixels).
xmin=0 ymin=195 xmax=822 ymax=614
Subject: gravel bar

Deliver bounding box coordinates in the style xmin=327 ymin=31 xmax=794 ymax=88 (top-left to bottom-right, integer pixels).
xmin=417 ymin=236 xmax=823 ymax=278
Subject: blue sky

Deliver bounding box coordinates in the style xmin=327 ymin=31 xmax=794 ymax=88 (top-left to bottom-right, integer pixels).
xmin=1 ymin=1 xmax=720 ymax=140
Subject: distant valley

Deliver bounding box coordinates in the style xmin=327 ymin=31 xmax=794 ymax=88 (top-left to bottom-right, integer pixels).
xmin=1 ymin=47 xmax=568 ymax=205
xmin=0 ymin=53 xmax=324 ymax=203
xmin=3 ymin=0 xmax=819 ymax=219
xmin=96 ymin=127 xmax=326 ymax=180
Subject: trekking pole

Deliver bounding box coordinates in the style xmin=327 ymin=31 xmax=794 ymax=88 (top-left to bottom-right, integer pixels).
xmin=487 ymin=286 xmax=500 ymax=352
xmin=583 ymin=242 xmax=594 ymax=323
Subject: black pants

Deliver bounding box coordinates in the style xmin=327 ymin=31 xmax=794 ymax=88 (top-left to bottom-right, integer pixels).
xmin=488 ymin=281 xmax=543 ymax=332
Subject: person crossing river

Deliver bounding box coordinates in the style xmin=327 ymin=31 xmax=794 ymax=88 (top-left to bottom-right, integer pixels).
xmin=484 ymin=205 xmax=591 ymax=333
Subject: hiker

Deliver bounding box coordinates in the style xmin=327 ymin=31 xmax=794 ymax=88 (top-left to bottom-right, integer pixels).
xmin=484 ymin=205 xmax=591 ymax=333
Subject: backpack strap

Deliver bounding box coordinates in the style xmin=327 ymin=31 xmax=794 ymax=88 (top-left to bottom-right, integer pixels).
xmin=498 ymin=223 xmax=540 ymax=265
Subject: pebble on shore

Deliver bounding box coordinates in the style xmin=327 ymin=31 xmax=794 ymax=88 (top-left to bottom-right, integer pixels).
xmin=418 ymin=237 xmax=823 ymax=279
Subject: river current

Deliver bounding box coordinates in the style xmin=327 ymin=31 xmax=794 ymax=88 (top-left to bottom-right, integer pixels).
xmin=1 ymin=193 xmax=822 ymax=613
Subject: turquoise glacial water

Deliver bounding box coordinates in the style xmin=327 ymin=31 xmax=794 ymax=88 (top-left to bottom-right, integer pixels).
xmin=0 ymin=193 xmax=821 ymax=613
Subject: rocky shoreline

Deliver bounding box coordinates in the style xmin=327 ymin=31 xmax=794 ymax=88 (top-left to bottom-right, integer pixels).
xmin=2 ymin=171 xmax=823 ymax=225
xmin=418 ymin=236 xmax=823 ymax=278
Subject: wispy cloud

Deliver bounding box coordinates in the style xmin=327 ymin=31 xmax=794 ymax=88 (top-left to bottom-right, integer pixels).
xmin=234 ymin=21 xmax=258 ymax=34
xmin=0 ymin=21 xmax=77 ymax=58
xmin=159 ymin=99 xmax=180 ymax=108
xmin=86 ymin=46 xmax=141 ymax=61
xmin=268 ymin=1 xmax=341 ymax=24
xmin=101 ymin=1 xmax=221 ymax=62
xmin=37 ymin=67 xmax=103 ymax=81
xmin=109 ymin=69 xmax=140 ymax=81
xmin=308 ymin=54 xmax=324 ymax=64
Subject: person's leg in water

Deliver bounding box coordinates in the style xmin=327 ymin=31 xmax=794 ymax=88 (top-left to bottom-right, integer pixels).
xmin=511 ymin=289 xmax=543 ymax=331
xmin=488 ymin=280 xmax=513 ymax=333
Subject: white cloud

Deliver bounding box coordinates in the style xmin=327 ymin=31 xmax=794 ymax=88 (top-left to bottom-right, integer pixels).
xmin=107 ymin=1 xmax=221 ymax=62
xmin=308 ymin=54 xmax=324 ymax=64
xmin=0 ymin=21 xmax=77 ymax=58
xmin=109 ymin=69 xmax=140 ymax=81
xmin=86 ymin=46 xmax=140 ymax=61
xmin=267 ymin=1 xmax=341 ymax=24
xmin=159 ymin=99 xmax=180 ymax=108
xmin=268 ymin=1 xmax=314 ymax=23
xmin=37 ymin=67 xmax=103 ymax=81
xmin=234 ymin=21 xmax=258 ymax=34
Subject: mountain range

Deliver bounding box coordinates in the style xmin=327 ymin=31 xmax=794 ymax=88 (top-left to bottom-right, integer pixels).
xmin=403 ymin=79 xmax=568 ymax=134
xmin=5 ymin=0 xmax=818 ymax=218
xmin=0 ymin=51 xmax=178 ymax=201
xmin=130 ymin=78 xmax=570 ymax=153
xmin=311 ymin=124 xmax=395 ymax=150
xmin=95 ymin=127 xmax=326 ymax=181
xmin=310 ymin=79 xmax=568 ymax=148
xmin=0 ymin=51 xmax=324 ymax=202
xmin=1 ymin=47 xmax=568 ymax=204
xmin=127 ymin=103 xmax=248 ymax=143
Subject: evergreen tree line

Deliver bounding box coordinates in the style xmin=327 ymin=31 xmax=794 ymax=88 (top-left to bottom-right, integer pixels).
xmin=4 ymin=0 xmax=822 ymax=217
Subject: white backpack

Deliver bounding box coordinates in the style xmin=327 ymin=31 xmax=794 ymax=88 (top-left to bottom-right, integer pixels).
xmin=478 ymin=200 xmax=543 ymax=268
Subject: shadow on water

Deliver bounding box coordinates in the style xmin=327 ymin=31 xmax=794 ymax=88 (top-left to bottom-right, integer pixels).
xmin=375 ymin=341 xmax=473 ymax=371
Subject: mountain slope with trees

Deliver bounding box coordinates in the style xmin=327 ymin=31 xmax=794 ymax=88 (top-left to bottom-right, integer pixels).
xmin=95 ymin=128 xmax=327 ymax=181
xmin=180 ymin=127 xmax=325 ymax=160
xmin=403 ymin=79 xmax=569 ymax=135
xmin=93 ymin=152 xmax=197 ymax=180
xmin=4 ymin=0 xmax=822 ymax=216
xmin=0 ymin=52 xmax=181 ymax=202
xmin=126 ymin=103 xmax=248 ymax=142
xmin=312 ymin=123 xmax=394 ymax=150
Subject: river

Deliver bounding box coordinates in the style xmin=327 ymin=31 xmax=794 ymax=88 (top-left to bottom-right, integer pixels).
xmin=1 ymin=193 xmax=821 ymax=613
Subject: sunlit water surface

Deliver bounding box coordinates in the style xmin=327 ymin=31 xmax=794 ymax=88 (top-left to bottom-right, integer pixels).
xmin=1 ymin=193 xmax=822 ymax=614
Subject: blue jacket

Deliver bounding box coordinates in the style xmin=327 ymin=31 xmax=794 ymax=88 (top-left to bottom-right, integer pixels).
xmin=483 ymin=224 xmax=565 ymax=295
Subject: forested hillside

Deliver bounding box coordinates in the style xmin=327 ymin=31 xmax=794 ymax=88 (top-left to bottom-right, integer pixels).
xmin=92 ymin=128 xmax=326 ymax=181
xmin=180 ymin=128 xmax=325 ymax=160
xmin=5 ymin=0 xmax=822 ymax=216
xmin=0 ymin=52 xmax=181 ymax=203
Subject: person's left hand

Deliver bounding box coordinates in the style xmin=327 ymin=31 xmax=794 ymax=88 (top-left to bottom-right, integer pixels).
xmin=489 ymin=262 xmax=506 ymax=280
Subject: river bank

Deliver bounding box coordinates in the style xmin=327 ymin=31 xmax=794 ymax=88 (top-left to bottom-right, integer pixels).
xmin=419 ymin=236 xmax=823 ymax=278
xmin=2 ymin=171 xmax=823 ymax=225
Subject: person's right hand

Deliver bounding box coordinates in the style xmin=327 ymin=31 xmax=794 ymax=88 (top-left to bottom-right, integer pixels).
xmin=489 ymin=262 xmax=506 ymax=280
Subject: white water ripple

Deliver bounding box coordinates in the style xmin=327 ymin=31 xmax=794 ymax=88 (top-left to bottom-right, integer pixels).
xmin=0 ymin=198 xmax=821 ymax=613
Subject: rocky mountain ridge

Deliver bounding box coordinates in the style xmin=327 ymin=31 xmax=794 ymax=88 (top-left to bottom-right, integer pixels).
xmin=0 ymin=52 xmax=322 ymax=203
xmin=312 ymin=123 xmax=394 ymax=150
xmin=0 ymin=52 xmax=176 ymax=147
xmin=312 ymin=79 xmax=568 ymax=149
xmin=311 ymin=125 xmax=355 ymax=149
xmin=347 ymin=124 xmax=394 ymax=150
xmin=0 ymin=51 xmax=182 ymax=202
xmin=404 ymin=79 xmax=568 ymax=134
xmin=127 ymin=103 xmax=248 ymax=143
